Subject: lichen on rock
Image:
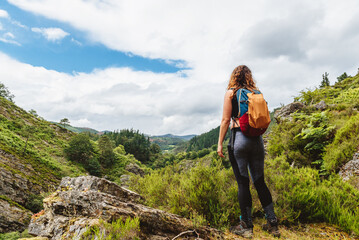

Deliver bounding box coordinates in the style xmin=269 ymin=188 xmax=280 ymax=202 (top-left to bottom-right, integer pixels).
xmin=27 ymin=176 xmax=225 ymax=240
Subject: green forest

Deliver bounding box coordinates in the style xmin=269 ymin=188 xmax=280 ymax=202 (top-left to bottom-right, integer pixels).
xmin=0 ymin=71 xmax=359 ymax=239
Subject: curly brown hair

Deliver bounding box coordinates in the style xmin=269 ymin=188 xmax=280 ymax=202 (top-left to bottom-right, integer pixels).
xmin=227 ymin=65 xmax=258 ymax=92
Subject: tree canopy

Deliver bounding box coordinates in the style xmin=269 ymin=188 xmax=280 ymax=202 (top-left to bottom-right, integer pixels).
xmin=0 ymin=82 xmax=15 ymax=102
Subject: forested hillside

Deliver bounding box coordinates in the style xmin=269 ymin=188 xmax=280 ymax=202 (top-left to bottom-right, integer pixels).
xmin=185 ymin=126 xmax=230 ymax=152
xmin=150 ymin=134 xmax=195 ymax=152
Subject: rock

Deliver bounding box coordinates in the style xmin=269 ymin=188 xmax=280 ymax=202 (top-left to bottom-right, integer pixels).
xmin=0 ymin=149 xmax=57 ymax=206
xmin=120 ymin=174 xmax=131 ymax=188
xmin=274 ymin=102 xmax=304 ymax=123
xmin=125 ymin=163 xmax=145 ymax=176
xmin=28 ymin=176 xmax=225 ymax=239
xmin=314 ymin=100 xmax=328 ymax=110
xmin=0 ymin=198 xmax=32 ymax=233
xmin=339 ymin=152 xmax=359 ymax=189
xmin=58 ymin=175 xmax=144 ymax=204
xmin=0 ymin=149 xmax=58 ymax=233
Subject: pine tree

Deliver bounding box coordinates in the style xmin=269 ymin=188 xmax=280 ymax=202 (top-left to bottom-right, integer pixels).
xmin=320 ymin=72 xmax=330 ymax=88
xmin=60 ymin=118 xmax=70 ymax=128
xmin=336 ymin=72 xmax=349 ymax=83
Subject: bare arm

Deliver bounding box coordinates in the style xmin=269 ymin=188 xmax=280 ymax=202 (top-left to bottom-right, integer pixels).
xmin=217 ymin=90 xmax=233 ymax=157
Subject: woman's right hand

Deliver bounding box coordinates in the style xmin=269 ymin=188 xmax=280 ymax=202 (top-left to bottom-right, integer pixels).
xmin=217 ymin=144 xmax=225 ymax=158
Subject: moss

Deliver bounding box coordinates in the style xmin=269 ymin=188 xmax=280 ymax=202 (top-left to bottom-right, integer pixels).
xmin=0 ymin=195 xmax=27 ymax=211
xmin=323 ymin=114 xmax=359 ymax=172
xmin=0 ymin=97 xmax=87 ymax=197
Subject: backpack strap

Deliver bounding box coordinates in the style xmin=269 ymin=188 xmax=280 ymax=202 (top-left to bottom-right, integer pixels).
xmin=237 ymin=89 xmax=243 ymax=118
xmin=231 ymin=89 xmax=243 ymax=128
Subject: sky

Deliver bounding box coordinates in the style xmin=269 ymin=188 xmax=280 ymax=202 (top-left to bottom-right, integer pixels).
xmin=0 ymin=0 xmax=359 ymax=135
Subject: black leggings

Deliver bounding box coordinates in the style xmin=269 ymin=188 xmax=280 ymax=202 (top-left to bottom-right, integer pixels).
xmin=228 ymin=129 xmax=273 ymax=217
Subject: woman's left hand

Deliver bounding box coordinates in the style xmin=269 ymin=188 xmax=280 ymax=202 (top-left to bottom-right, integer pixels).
xmin=217 ymin=144 xmax=224 ymax=158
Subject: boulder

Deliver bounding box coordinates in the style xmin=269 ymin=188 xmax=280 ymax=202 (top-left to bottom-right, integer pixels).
xmin=314 ymin=100 xmax=328 ymax=110
xmin=28 ymin=176 xmax=226 ymax=239
xmin=120 ymin=174 xmax=131 ymax=188
xmin=125 ymin=163 xmax=145 ymax=176
xmin=339 ymin=152 xmax=359 ymax=189
xmin=274 ymin=102 xmax=304 ymax=123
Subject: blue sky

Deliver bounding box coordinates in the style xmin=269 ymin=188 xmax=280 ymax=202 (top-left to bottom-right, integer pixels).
xmin=0 ymin=1 xmax=185 ymax=74
xmin=1 ymin=0 xmax=359 ymax=135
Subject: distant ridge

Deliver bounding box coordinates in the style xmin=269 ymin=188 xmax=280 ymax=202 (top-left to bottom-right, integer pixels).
xmin=51 ymin=122 xmax=100 ymax=134
xmin=152 ymin=133 xmax=196 ymax=141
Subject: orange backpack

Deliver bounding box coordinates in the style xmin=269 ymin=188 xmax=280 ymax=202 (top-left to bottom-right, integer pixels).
xmin=235 ymin=89 xmax=271 ymax=136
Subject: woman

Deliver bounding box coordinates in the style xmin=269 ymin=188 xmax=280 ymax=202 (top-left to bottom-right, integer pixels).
xmin=217 ymin=65 xmax=280 ymax=238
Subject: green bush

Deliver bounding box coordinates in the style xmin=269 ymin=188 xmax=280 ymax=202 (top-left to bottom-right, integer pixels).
xmin=129 ymin=159 xmax=240 ymax=229
xmin=64 ymin=133 xmax=95 ymax=164
xmin=265 ymin=156 xmax=359 ymax=234
xmin=81 ymin=217 xmax=140 ymax=240
xmin=0 ymin=229 xmax=32 ymax=240
xmin=24 ymin=194 xmax=44 ymax=213
xmin=129 ymin=149 xmax=359 ymax=234
xmin=323 ymin=114 xmax=359 ymax=172
xmin=86 ymin=157 xmax=102 ymax=177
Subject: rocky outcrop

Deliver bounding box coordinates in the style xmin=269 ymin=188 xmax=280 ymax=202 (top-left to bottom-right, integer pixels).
xmin=0 ymin=150 xmax=40 ymax=205
xmin=0 ymin=198 xmax=32 ymax=232
xmin=0 ymin=149 xmax=59 ymax=233
xmin=339 ymin=151 xmax=359 ymax=189
xmin=0 ymin=149 xmax=58 ymax=205
xmin=274 ymin=102 xmax=304 ymax=123
xmin=120 ymin=174 xmax=131 ymax=188
xmin=313 ymin=100 xmax=328 ymax=110
xmin=125 ymin=163 xmax=145 ymax=177
xmin=27 ymin=176 xmax=227 ymax=240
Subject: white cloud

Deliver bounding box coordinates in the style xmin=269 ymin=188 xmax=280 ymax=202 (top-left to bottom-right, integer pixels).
xmin=71 ymin=118 xmax=92 ymax=127
xmin=4 ymin=32 xmax=15 ymax=39
xmin=11 ymin=19 xmax=27 ymax=29
xmin=0 ymin=52 xmax=218 ymax=134
xmin=0 ymin=32 xmax=20 ymax=46
xmin=0 ymin=9 xmax=9 ymax=18
xmin=31 ymin=27 xmax=69 ymax=41
xmin=3 ymin=0 xmax=359 ymax=134
xmin=71 ymin=38 xmax=82 ymax=46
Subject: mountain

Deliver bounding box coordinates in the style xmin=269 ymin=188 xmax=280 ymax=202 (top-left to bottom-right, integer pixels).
xmin=51 ymin=122 xmax=100 ymax=134
xmin=185 ymin=126 xmax=229 ymax=152
xmin=152 ymin=133 xmax=196 ymax=141
xmin=149 ymin=134 xmax=195 ymax=152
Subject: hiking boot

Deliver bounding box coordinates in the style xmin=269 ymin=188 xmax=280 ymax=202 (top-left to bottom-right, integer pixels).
xmin=230 ymin=220 xmax=253 ymax=238
xmin=262 ymin=218 xmax=280 ymax=237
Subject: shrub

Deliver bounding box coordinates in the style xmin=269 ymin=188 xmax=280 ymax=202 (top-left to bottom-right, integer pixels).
xmin=81 ymin=217 xmax=140 ymax=240
xmin=0 ymin=229 xmax=32 ymax=240
xmin=129 ymin=149 xmax=359 ymax=234
xmin=64 ymin=133 xmax=95 ymax=164
xmin=323 ymin=114 xmax=359 ymax=172
xmin=265 ymin=156 xmax=359 ymax=234
xmin=86 ymin=157 xmax=102 ymax=177
xmin=24 ymin=194 xmax=44 ymax=213
xmin=129 ymin=159 xmax=240 ymax=229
